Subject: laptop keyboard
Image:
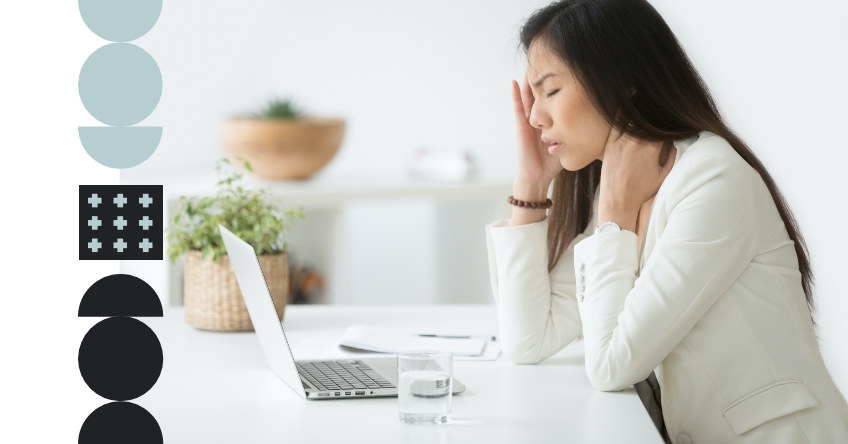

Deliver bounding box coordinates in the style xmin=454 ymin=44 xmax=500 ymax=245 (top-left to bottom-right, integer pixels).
xmin=297 ymin=360 xmax=396 ymax=391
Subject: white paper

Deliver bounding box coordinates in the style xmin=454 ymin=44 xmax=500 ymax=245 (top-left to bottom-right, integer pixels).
xmin=339 ymin=325 xmax=486 ymax=356
xmin=292 ymin=333 xmax=501 ymax=362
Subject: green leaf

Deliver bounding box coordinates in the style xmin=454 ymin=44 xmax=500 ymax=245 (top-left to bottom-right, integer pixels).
xmin=164 ymin=156 xmax=304 ymax=263
xmin=253 ymin=96 xmax=307 ymax=120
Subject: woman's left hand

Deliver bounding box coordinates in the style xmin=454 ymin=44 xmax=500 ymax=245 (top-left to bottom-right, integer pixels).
xmin=598 ymin=125 xmax=677 ymax=233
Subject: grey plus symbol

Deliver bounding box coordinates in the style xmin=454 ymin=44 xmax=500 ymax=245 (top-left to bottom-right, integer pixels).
xmin=139 ymin=194 xmax=153 ymax=208
xmin=113 ymin=194 xmax=127 ymax=208
xmin=88 ymin=239 xmax=102 ymax=252
xmin=88 ymin=194 xmax=102 ymax=208
xmin=139 ymin=238 xmax=153 ymax=252
xmin=113 ymin=216 xmax=127 ymax=230
xmin=114 ymin=238 xmax=128 ymax=252
xmin=139 ymin=216 xmax=153 ymax=230
xmin=88 ymin=216 xmax=102 ymax=230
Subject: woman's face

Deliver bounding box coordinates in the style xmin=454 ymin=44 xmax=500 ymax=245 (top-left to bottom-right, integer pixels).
xmin=526 ymin=41 xmax=612 ymax=171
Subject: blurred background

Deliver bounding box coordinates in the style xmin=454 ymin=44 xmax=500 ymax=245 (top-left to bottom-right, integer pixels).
xmin=119 ymin=0 xmax=848 ymax=391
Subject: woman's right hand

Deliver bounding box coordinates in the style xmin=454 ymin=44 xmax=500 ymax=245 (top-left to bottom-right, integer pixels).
xmin=511 ymin=72 xmax=563 ymax=198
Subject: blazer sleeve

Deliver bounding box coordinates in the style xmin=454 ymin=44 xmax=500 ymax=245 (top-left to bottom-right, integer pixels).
xmin=572 ymin=154 xmax=759 ymax=391
xmin=485 ymin=203 xmax=596 ymax=364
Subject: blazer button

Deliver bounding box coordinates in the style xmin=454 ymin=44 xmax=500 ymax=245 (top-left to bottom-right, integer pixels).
xmin=676 ymin=434 xmax=691 ymax=444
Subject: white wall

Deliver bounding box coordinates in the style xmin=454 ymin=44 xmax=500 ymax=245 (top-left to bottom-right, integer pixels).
xmin=123 ymin=0 xmax=536 ymax=179
xmin=122 ymin=0 xmax=848 ymax=396
xmin=650 ymin=0 xmax=848 ymax=403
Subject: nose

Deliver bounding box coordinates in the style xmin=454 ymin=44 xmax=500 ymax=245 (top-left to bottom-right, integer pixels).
xmin=528 ymin=102 xmax=546 ymax=129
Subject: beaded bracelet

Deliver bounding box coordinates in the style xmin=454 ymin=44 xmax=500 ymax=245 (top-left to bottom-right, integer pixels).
xmin=507 ymin=195 xmax=553 ymax=210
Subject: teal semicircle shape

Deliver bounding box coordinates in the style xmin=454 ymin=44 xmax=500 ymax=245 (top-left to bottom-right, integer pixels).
xmin=79 ymin=126 xmax=162 ymax=169
xmin=79 ymin=0 xmax=163 ymax=42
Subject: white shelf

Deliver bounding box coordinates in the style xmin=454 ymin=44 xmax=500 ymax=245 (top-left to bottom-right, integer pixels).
xmin=121 ymin=169 xmax=515 ymax=307
xmin=125 ymin=169 xmax=514 ymax=209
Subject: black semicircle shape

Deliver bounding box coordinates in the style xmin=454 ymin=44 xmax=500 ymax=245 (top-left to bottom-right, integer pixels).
xmin=79 ymin=274 xmax=163 ymax=317
xmin=79 ymin=401 xmax=163 ymax=444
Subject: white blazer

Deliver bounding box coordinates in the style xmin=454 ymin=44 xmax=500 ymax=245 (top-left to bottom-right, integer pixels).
xmin=486 ymin=131 xmax=848 ymax=444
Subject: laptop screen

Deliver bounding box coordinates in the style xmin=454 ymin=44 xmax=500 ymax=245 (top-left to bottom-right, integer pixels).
xmin=219 ymin=225 xmax=306 ymax=398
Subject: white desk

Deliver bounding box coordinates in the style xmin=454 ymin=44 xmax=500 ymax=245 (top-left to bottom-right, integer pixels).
xmin=137 ymin=305 xmax=664 ymax=444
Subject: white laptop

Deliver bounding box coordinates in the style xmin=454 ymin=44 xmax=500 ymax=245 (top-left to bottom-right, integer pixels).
xmin=218 ymin=225 xmax=466 ymax=399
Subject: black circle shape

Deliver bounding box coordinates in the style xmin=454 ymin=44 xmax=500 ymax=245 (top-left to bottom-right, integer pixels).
xmin=79 ymin=401 xmax=162 ymax=444
xmin=79 ymin=274 xmax=163 ymax=317
xmin=79 ymin=317 xmax=163 ymax=401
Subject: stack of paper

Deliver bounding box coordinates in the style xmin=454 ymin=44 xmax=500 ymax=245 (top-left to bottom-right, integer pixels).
xmin=339 ymin=325 xmax=486 ymax=356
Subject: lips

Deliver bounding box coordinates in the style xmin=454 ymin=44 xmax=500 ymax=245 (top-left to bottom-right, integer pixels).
xmin=541 ymin=136 xmax=562 ymax=154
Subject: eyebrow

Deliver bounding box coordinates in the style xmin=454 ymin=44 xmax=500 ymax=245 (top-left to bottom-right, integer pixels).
xmin=532 ymin=73 xmax=558 ymax=88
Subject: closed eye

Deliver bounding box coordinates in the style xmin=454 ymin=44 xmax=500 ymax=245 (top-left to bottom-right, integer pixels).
xmin=546 ymin=89 xmax=560 ymax=98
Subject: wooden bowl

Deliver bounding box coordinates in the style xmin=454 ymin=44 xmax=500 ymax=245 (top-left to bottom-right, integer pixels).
xmin=222 ymin=117 xmax=345 ymax=179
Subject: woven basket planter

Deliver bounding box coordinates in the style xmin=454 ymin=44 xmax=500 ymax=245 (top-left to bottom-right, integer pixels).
xmin=183 ymin=250 xmax=288 ymax=331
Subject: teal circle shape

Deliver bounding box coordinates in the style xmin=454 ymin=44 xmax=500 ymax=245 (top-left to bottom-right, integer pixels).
xmin=79 ymin=43 xmax=162 ymax=127
xmin=79 ymin=0 xmax=162 ymax=42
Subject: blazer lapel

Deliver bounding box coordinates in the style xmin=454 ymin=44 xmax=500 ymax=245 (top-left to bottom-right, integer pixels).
xmin=638 ymin=132 xmax=703 ymax=273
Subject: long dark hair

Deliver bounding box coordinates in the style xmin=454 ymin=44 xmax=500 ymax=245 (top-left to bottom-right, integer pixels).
xmin=519 ymin=0 xmax=815 ymax=319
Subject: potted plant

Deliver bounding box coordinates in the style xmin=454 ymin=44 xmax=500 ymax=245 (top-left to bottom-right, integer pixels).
xmin=221 ymin=96 xmax=346 ymax=180
xmin=167 ymin=157 xmax=305 ymax=331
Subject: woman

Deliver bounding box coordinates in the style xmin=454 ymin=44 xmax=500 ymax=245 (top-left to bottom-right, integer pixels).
xmin=485 ymin=1 xmax=848 ymax=443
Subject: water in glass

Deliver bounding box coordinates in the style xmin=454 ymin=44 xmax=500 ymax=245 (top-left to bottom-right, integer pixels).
xmin=399 ymin=370 xmax=451 ymax=423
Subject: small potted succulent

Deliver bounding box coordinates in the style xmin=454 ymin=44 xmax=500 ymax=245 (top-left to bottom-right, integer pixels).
xmin=221 ymin=96 xmax=346 ymax=180
xmin=167 ymin=157 xmax=305 ymax=331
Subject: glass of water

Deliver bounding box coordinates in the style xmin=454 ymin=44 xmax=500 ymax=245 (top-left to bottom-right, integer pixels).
xmin=398 ymin=350 xmax=452 ymax=424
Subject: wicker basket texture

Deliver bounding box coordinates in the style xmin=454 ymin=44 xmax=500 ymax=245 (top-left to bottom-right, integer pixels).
xmin=184 ymin=250 xmax=288 ymax=331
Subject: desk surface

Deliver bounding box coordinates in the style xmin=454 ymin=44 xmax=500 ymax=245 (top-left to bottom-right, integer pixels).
xmin=138 ymin=305 xmax=663 ymax=444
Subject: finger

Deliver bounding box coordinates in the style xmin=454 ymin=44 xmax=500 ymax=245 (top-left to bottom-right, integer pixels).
xmin=521 ymin=72 xmax=535 ymax=120
xmin=601 ymin=124 xmax=619 ymax=164
xmin=510 ymin=80 xmax=529 ymax=126
xmin=608 ymin=107 xmax=629 ymax=144
xmin=660 ymin=146 xmax=677 ymax=177
xmin=605 ymin=120 xmax=622 ymax=150
xmin=658 ymin=140 xmax=672 ymax=166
